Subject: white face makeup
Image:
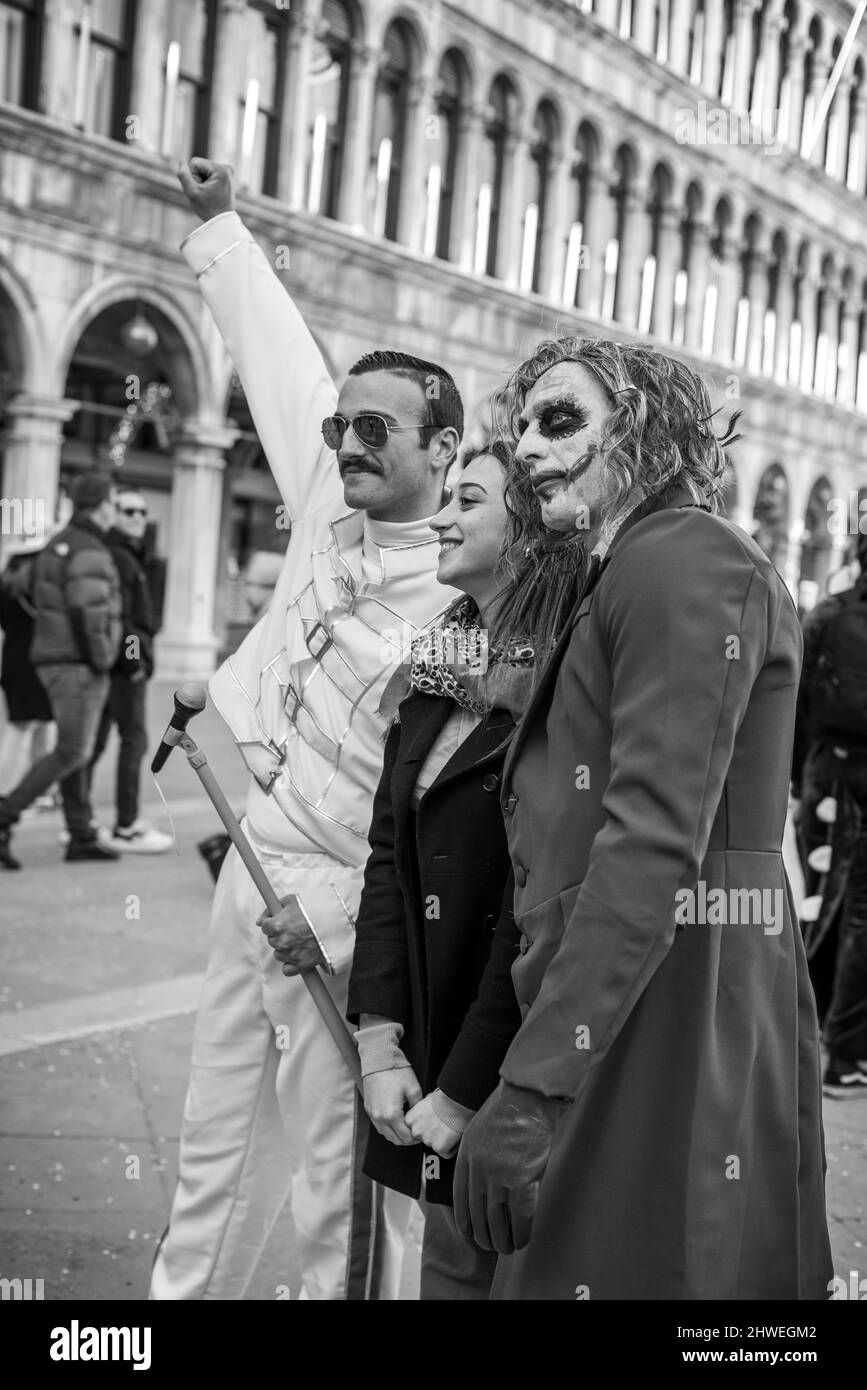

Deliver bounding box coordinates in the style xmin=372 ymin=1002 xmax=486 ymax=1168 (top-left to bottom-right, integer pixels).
xmin=514 ymin=362 xmax=613 ymax=537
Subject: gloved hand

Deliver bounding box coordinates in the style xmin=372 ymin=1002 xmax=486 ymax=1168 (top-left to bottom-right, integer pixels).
xmin=453 ymin=1079 xmax=570 ymax=1254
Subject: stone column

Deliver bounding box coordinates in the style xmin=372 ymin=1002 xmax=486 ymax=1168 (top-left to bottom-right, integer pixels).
xmin=651 ymin=207 xmax=681 ymax=341
xmin=128 ymin=0 xmax=169 ymax=152
xmin=208 ymin=0 xmax=249 ymax=165
xmin=156 ymin=422 xmax=238 ymax=680
xmin=0 ymin=396 xmax=78 ymax=566
xmin=703 ymin=0 xmax=725 ymax=98
xmin=827 ymin=75 xmax=852 ymax=183
xmin=712 ymin=231 xmax=740 ymax=364
xmin=398 ymin=74 xmax=436 ymax=252
xmin=732 ymin=0 xmax=755 ymax=112
xmin=339 ymin=43 xmax=378 ymax=231
xmin=614 ymin=187 xmax=648 ymax=330
xmin=282 ymin=11 xmax=315 ymax=208
xmin=498 ymin=129 xmax=525 ymax=287
xmin=797 ymin=250 xmax=819 ymax=392
xmin=745 ymin=245 xmax=769 ymax=375
xmin=804 ymin=40 xmax=830 ymax=163
xmin=542 ymin=149 xmax=573 ymax=302
xmin=595 ymin=0 xmax=620 ymax=29
xmin=818 ymin=267 xmax=840 ymax=398
xmin=760 ymin=12 xmax=781 ymax=128
xmin=839 ymin=294 xmax=861 ymax=406
xmin=782 ymin=33 xmax=806 ymax=153
xmin=40 ymin=0 xmax=75 ymax=121
xmin=669 ymin=0 xmax=692 ymax=73
xmin=450 ymin=101 xmax=484 ymax=271
xmin=684 ymin=220 xmax=711 ymax=351
xmin=772 ymin=255 xmax=795 ymax=383
xmin=633 ymin=0 xmax=656 ymax=52
xmin=577 ymin=167 xmax=613 ymax=317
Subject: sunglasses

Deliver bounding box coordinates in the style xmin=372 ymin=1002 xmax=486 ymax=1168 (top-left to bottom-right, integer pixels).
xmin=119 ymin=506 xmax=147 ymax=517
xmin=321 ymin=413 xmax=433 ymax=451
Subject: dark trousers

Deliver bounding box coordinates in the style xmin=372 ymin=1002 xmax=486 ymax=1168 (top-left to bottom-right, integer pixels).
xmin=419 ymin=1198 xmax=498 ymax=1300
xmin=88 ymin=673 xmax=149 ymax=830
xmin=0 ymin=663 xmax=108 ymax=840
xmin=801 ymin=743 xmax=867 ymax=1064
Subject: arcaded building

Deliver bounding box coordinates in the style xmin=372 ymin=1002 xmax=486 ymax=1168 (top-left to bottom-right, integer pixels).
xmin=1 ymin=0 xmax=866 ymax=675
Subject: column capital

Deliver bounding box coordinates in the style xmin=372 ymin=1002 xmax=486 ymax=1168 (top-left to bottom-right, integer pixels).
xmin=175 ymin=420 xmax=239 ymax=459
xmin=350 ymin=40 xmax=379 ymax=70
xmin=219 ymin=0 xmax=248 ymax=15
xmin=3 ymin=394 xmax=79 ymax=427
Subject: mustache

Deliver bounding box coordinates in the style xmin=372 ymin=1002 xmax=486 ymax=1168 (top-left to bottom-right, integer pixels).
xmin=338 ymin=458 xmax=382 ymax=476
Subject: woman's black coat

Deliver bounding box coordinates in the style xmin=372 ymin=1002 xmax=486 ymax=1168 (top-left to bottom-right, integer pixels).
xmin=347 ymin=689 xmax=521 ymax=1205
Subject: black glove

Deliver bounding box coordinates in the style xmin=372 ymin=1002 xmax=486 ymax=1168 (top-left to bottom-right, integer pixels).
xmin=453 ymin=1079 xmax=570 ymax=1255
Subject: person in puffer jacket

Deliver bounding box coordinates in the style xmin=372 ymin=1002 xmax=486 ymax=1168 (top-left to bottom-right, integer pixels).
xmin=0 ymin=472 xmax=123 ymax=869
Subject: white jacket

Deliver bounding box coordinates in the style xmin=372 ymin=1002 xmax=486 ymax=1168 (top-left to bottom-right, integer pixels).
xmin=182 ymin=212 xmax=458 ymax=972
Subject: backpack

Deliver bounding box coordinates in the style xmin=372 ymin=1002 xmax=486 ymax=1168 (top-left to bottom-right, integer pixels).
xmin=810 ymin=588 xmax=867 ymax=744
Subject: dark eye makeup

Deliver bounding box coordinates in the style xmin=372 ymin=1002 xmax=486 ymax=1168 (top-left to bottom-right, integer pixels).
xmin=537 ymin=399 xmax=589 ymax=439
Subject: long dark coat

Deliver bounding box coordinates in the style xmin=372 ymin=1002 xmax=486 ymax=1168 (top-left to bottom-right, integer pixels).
xmin=347 ymin=691 xmax=521 ymax=1204
xmin=490 ymin=485 xmax=833 ymax=1300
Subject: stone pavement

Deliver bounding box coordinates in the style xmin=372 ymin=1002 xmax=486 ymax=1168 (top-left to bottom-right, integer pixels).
xmin=0 ymin=679 xmax=863 ymax=1300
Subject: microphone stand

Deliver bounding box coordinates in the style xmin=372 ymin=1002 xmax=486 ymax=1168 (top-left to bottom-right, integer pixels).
xmin=175 ymin=728 xmax=363 ymax=1094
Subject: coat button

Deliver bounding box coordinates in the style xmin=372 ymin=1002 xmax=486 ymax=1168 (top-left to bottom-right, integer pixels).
xmin=519 ymin=932 xmax=530 ymax=954
xmin=482 ymin=773 xmax=499 ymax=793
xmin=515 ymin=865 xmax=528 ymax=887
xmin=504 ymin=794 xmax=518 ymax=814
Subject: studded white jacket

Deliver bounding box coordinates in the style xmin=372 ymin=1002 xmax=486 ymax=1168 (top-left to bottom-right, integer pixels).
xmin=181 ymin=212 xmax=456 ymax=973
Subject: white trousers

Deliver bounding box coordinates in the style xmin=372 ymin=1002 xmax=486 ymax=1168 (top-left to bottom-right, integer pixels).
xmin=150 ymin=844 xmax=413 ymax=1300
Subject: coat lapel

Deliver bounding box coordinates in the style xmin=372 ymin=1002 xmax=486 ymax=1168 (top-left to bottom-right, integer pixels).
xmin=502 ymin=485 xmax=705 ymax=788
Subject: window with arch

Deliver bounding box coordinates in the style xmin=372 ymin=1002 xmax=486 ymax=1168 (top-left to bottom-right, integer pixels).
xmin=688 ymin=0 xmax=705 ymax=85
xmin=857 ymin=283 xmax=867 ymax=410
xmin=523 ymin=101 xmax=558 ymax=294
xmin=847 ymin=57 xmax=864 ymax=191
xmin=644 ymin=163 xmax=672 ymax=336
xmin=719 ymin=0 xmax=737 ymax=102
xmin=69 ymin=0 xmax=137 ymax=139
xmin=237 ymin=1 xmax=287 ymax=196
xmin=0 ymin=0 xmax=43 ymax=108
xmin=801 ymin=16 xmax=825 ymax=160
xmin=163 ymin=0 xmax=217 ymax=162
xmin=305 ymin=0 xmax=353 ymax=218
xmin=765 ymin=231 xmax=788 ymax=378
xmin=748 ymin=1 xmax=769 ymax=119
xmin=752 ymin=464 xmax=790 ymax=572
xmin=799 ymin=476 xmax=834 ymax=603
xmin=824 ymin=36 xmax=844 ymax=177
xmin=609 ymin=146 xmax=636 ymax=323
xmin=673 ymin=181 xmax=703 ymax=346
xmin=814 ymin=255 xmax=837 ymax=397
xmin=735 ymin=216 xmax=763 ymax=368
xmin=430 ymin=49 xmax=465 ymax=261
xmin=476 ymin=75 xmax=514 ymax=278
xmin=370 ymin=20 xmax=413 ymax=241
xmin=777 ymin=0 xmax=797 ymax=142
xmin=789 ymin=245 xmax=808 ymax=386
xmin=618 ymin=0 xmax=634 ymax=41
xmin=705 ymin=199 xmax=733 ymax=355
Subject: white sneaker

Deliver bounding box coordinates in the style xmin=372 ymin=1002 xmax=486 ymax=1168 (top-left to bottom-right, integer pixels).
xmin=109 ymin=820 xmax=172 ymax=854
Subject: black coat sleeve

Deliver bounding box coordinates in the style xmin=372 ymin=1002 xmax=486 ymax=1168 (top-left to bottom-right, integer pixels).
xmin=436 ymin=867 xmax=522 ymax=1111
xmin=792 ymin=600 xmax=832 ymax=796
xmin=346 ymin=721 xmax=412 ymax=1027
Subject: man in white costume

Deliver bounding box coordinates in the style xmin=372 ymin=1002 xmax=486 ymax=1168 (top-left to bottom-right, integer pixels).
xmin=150 ymin=161 xmax=462 ymax=1300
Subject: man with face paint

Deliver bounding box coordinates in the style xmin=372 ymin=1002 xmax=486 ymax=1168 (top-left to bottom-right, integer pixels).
xmin=453 ymin=336 xmax=833 ymax=1301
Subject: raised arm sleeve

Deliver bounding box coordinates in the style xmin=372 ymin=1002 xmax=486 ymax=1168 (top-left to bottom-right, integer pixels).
xmin=181 ymin=211 xmax=342 ymax=521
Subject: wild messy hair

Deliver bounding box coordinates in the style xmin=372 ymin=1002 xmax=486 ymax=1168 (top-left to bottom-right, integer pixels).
xmin=493 ymin=336 xmax=741 ymax=536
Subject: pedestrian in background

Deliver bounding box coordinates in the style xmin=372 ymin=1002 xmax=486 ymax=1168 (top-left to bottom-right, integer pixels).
xmin=0 ymin=473 xmax=122 ymax=869
xmin=87 ymin=488 xmax=171 ymax=854
xmin=0 ymin=542 xmax=57 ymax=804
xmin=792 ymin=530 xmax=867 ymax=1099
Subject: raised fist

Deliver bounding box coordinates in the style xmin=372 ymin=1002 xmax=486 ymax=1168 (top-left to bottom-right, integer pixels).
xmin=177 ymin=158 xmax=235 ymax=223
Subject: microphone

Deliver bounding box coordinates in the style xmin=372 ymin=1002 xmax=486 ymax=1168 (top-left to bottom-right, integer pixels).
xmin=151 ymin=683 xmax=208 ymax=774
